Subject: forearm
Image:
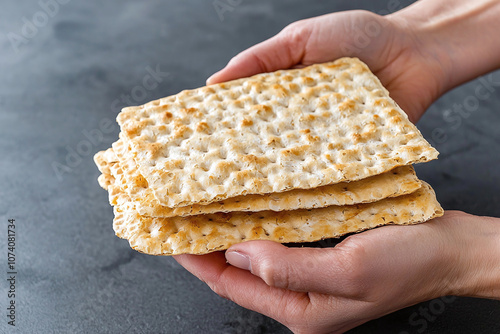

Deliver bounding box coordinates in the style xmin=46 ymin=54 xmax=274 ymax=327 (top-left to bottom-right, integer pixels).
xmin=389 ymin=0 xmax=500 ymax=94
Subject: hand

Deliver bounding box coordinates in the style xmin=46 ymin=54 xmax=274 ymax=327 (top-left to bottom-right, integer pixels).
xmin=174 ymin=211 xmax=500 ymax=333
xmin=207 ymin=10 xmax=451 ymax=123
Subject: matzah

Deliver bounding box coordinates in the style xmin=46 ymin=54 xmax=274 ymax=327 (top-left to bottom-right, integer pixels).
xmin=106 ymin=139 xmax=422 ymax=217
xmin=112 ymin=182 xmax=443 ymax=255
xmin=117 ymin=57 xmax=438 ymax=207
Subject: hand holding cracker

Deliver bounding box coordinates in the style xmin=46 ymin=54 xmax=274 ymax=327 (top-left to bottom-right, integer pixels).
xmin=175 ymin=211 xmax=500 ymax=333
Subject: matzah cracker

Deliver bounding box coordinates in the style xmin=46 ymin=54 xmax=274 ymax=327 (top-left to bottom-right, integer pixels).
xmin=117 ymin=57 xmax=438 ymax=207
xmin=112 ymin=182 xmax=443 ymax=255
xmin=106 ymin=140 xmax=422 ymax=216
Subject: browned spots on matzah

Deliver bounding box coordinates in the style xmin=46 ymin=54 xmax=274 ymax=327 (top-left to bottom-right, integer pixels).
xmin=241 ymin=119 xmax=253 ymax=127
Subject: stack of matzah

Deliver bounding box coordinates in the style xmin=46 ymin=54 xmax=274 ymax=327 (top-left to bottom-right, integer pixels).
xmin=94 ymin=57 xmax=443 ymax=256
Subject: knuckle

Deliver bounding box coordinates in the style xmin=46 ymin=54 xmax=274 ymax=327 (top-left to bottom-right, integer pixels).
xmin=256 ymin=255 xmax=278 ymax=286
xmin=280 ymin=19 xmax=310 ymax=43
xmin=282 ymin=19 xmax=307 ymax=32
xmin=274 ymin=263 xmax=295 ymax=290
xmin=204 ymin=273 xmax=231 ymax=301
xmin=206 ymin=280 xmax=227 ymax=299
xmin=334 ymin=237 xmax=373 ymax=298
xmin=209 ymin=283 xmax=234 ymax=302
xmin=256 ymin=255 xmax=295 ymax=289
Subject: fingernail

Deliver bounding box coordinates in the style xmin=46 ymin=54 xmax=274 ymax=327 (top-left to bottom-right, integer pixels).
xmin=206 ymin=71 xmax=220 ymax=85
xmin=206 ymin=75 xmax=215 ymax=85
xmin=226 ymin=251 xmax=251 ymax=271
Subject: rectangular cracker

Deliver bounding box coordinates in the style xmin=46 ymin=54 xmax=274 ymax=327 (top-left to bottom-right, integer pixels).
xmin=112 ymin=182 xmax=443 ymax=255
xmin=103 ymin=140 xmax=422 ymax=217
xmin=117 ymin=57 xmax=438 ymax=208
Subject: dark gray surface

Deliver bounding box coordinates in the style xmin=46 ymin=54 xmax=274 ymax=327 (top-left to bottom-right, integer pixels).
xmin=1 ymin=0 xmax=499 ymax=333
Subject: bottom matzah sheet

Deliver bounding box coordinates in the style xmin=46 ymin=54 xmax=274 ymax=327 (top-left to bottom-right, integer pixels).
xmin=113 ymin=182 xmax=443 ymax=255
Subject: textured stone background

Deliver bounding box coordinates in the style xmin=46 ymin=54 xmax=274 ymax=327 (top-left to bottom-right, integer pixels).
xmin=1 ymin=0 xmax=499 ymax=333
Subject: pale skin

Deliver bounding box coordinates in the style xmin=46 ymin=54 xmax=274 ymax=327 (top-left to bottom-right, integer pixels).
xmin=174 ymin=0 xmax=500 ymax=333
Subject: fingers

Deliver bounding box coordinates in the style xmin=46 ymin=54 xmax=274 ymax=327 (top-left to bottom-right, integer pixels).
xmin=173 ymin=252 xmax=310 ymax=321
xmin=225 ymin=240 xmax=359 ymax=295
xmin=206 ymin=23 xmax=310 ymax=84
xmin=206 ymin=11 xmax=393 ymax=85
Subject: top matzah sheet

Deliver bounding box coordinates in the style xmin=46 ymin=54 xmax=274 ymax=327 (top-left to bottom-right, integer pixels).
xmin=117 ymin=57 xmax=438 ymax=207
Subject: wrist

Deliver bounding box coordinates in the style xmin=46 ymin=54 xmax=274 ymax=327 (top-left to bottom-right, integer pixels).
xmin=443 ymin=212 xmax=500 ymax=299
xmin=389 ymin=0 xmax=500 ymax=94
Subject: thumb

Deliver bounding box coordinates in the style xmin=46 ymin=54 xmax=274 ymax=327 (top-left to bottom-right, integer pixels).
xmin=225 ymin=240 xmax=346 ymax=293
xmin=206 ymin=24 xmax=310 ymax=85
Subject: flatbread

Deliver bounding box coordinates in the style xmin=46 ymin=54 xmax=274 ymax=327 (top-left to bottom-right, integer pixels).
xmin=116 ymin=57 xmax=438 ymax=207
xmin=112 ymin=182 xmax=443 ymax=255
xmin=105 ymin=139 xmax=422 ymax=217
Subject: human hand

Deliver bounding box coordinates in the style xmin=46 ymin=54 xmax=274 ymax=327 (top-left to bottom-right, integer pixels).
xmin=207 ymin=10 xmax=450 ymax=123
xmin=174 ymin=211 xmax=500 ymax=333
